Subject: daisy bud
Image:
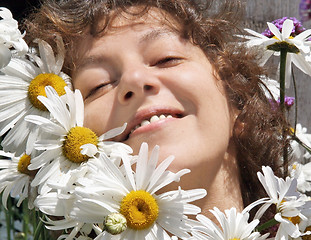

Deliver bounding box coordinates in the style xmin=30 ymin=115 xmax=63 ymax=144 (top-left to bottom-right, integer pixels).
xmin=104 ymin=212 xmax=127 ymax=235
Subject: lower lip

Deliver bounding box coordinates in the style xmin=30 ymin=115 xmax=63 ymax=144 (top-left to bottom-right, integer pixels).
xmin=129 ymin=117 xmax=178 ymax=138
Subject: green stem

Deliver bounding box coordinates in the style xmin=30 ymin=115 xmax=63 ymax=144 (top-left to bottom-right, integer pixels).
xmin=5 ymin=197 xmax=12 ymax=240
xmin=279 ymin=49 xmax=287 ymax=113
xmin=32 ymin=210 xmax=38 ymax=235
xmin=292 ymin=66 xmax=298 ymax=134
xmin=256 ymin=218 xmax=279 ymax=232
xmin=279 ymin=48 xmax=288 ymax=177
xmin=34 ymin=219 xmax=44 ymax=240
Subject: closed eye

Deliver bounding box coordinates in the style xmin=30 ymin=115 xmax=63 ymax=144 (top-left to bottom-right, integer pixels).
xmin=153 ymin=57 xmax=184 ymax=67
xmin=85 ymin=82 xmax=111 ymax=99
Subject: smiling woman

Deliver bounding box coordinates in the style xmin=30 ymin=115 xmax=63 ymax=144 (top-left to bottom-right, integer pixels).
xmin=23 ymin=0 xmax=288 ymax=225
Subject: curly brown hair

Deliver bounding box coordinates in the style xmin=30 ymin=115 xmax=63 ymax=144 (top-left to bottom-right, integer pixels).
xmin=24 ymin=0 xmax=289 ymax=207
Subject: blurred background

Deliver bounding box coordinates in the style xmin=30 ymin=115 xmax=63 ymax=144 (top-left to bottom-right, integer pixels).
xmin=1 ymin=0 xmax=311 ymax=129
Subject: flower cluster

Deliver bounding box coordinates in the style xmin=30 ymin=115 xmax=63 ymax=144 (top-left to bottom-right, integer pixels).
xmin=0 ymin=8 xmax=208 ymax=240
xmin=1 ymin=6 xmax=311 ymax=240
xmin=261 ymin=17 xmax=306 ymax=38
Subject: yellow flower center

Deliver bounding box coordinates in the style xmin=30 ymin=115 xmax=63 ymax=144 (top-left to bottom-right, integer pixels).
xmin=302 ymin=226 xmax=311 ymax=240
xmin=272 ymin=36 xmax=294 ymax=40
xmin=28 ymin=73 xmax=66 ymax=111
xmin=62 ymin=126 xmax=98 ymax=163
xmin=17 ymin=154 xmax=31 ymax=175
xmin=230 ymin=239 xmax=240 ymax=240
xmin=285 ymin=215 xmax=301 ymax=225
xmin=279 ymin=200 xmax=301 ymax=225
xmin=120 ymin=190 xmax=159 ymax=230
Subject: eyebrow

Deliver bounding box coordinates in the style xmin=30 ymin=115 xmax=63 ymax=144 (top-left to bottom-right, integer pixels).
xmin=139 ymin=28 xmax=174 ymax=45
xmin=76 ymin=28 xmax=176 ymax=70
xmin=76 ymin=55 xmax=108 ymax=71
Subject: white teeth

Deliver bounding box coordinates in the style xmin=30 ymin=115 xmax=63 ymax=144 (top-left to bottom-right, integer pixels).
xmin=131 ymin=114 xmax=175 ymax=133
xmin=141 ymin=120 xmax=150 ymax=126
xmin=150 ymin=115 xmax=160 ymax=123
xmin=159 ymin=114 xmax=166 ymax=120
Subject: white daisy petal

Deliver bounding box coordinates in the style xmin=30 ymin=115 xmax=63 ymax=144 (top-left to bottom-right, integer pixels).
xmin=292 ymin=54 xmax=311 ymax=76
xmin=35 ymin=38 xmax=56 ymax=73
xmin=294 ymin=29 xmax=311 ymax=41
xmin=267 ymin=22 xmax=282 ymax=40
xmin=74 ymin=88 xmax=84 ymax=127
xmin=31 ymin=157 xmax=61 ymax=187
xmin=98 ymin=123 xmax=127 ymax=141
xmin=80 ymin=144 xmax=98 ymax=157
xmin=2 ymin=58 xmax=37 ymax=80
xmin=193 ymin=207 xmax=265 ymax=240
xmin=149 ymin=169 xmax=190 ymax=195
xmin=54 ymin=36 xmax=66 ymax=73
xmin=136 ymin=142 xmax=150 ymax=190
xmin=28 ymin=148 xmax=60 ymax=170
xmin=25 ymin=115 xmax=66 ymax=135
xmin=285 ymin=54 xmax=292 ymax=88
xmin=282 ymin=19 xmax=294 ymax=39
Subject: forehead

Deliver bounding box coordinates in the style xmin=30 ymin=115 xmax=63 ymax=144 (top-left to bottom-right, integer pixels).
xmin=72 ymin=7 xmax=183 ymax=70
xmin=98 ymin=6 xmax=181 ymax=34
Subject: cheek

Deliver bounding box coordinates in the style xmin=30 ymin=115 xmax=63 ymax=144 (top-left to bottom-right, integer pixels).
xmin=83 ymin=99 xmax=112 ymax=136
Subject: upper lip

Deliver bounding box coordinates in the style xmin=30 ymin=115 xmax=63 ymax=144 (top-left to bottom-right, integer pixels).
xmin=116 ymin=106 xmax=184 ymax=142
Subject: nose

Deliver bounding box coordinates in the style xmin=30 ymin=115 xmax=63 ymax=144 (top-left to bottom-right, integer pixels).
xmin=117 ymin=65 xmax=160 ymax=104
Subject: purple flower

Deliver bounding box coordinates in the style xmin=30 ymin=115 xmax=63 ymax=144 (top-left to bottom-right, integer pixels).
xmin=300 ymin=0 xmax=311 ymax=22
xmin=277 ymin=96 xmax=295 ymax=109
xmin=262 ymin=17 xmax=306 ymax=37
xmin=269 ymin=96 xmax=295 ymax=111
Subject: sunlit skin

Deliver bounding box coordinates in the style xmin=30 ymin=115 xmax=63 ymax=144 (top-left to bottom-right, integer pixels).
xmin=72 ymin=8 xmax=243 ymax=217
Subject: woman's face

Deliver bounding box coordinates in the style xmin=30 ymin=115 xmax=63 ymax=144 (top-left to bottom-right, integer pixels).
xmin=72 ymin=10 xmax=237 ymax=190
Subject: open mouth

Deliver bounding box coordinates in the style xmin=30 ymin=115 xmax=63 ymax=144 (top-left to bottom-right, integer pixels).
xmin=122 ymin=112 xmax=184 ymax=141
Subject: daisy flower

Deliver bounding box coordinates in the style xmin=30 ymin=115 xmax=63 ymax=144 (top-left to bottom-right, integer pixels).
xmin=242 ymin=18 xmax=311 ymax=87
xmin=0 ymin=7 xmax=28 ymax=68
xmin=34 ymin=176 xmax=107 ymax=240
xmin=0 ymin=142 xmax=37 ymax=209
xmin=25 ymin=86 xmax=132 ymax=194
xmin=69 ymin=143 xmax=207 ymax=239
xmin=35 ymin=190 xmax=102 ymax=240
xmin=256 ymin=166 xmax=310 ymax=239
xmin=0 ymin=36 xmax=71 ymax=155
xmin=191 ymin=207 xmax=268 ymax=240
xmin=34 ymin=156 xmax=134 ymax=240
